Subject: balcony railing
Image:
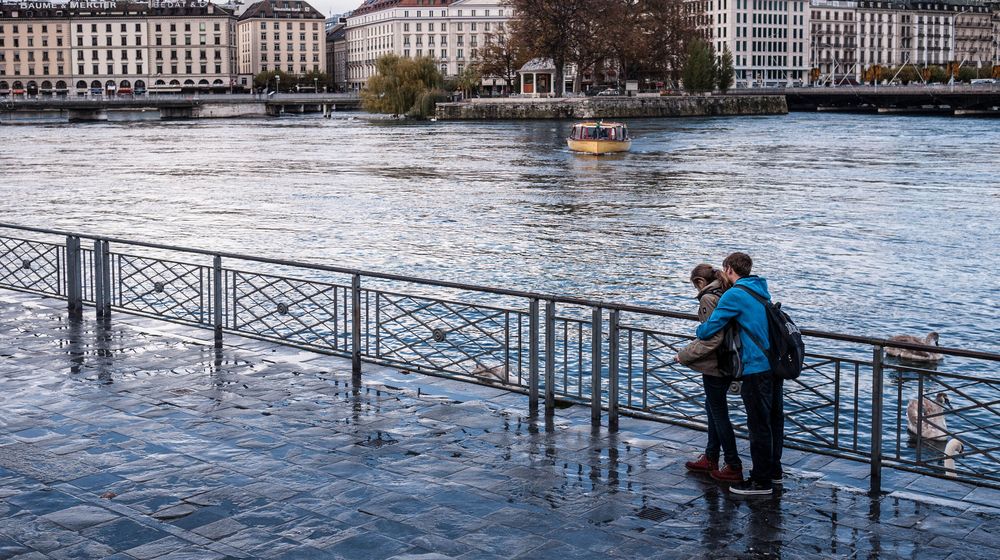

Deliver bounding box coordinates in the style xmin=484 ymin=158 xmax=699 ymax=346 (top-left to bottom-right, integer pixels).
xmin=2 ymin=223 xmax=999 ymax=495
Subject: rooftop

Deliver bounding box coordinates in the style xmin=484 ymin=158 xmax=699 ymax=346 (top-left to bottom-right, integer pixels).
xmin=2 ymin=290 xmax=999 ymax=559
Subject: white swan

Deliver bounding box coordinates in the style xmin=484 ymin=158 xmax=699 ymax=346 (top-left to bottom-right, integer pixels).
xmin=887 ymin=332 xmax=944 ymax=362
xmin=943 ymin=438 xmax=963 ymax=478
xmin=907 ymin=392 xmax=950 ymax=440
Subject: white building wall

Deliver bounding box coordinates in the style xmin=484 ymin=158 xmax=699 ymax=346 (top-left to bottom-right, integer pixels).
xmin=346 ymin=0 xmax=510 ymax=90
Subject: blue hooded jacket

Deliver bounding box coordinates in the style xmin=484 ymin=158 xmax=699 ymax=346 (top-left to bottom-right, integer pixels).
xmin=695 ymin=276 xmax=772 ymax=375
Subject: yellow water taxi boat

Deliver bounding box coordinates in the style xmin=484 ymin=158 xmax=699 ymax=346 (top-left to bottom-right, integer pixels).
xmin=567 ymin=121 xmax=632 ymax=154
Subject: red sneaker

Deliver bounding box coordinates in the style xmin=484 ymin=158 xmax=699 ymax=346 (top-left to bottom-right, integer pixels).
xmin=684 ymin=454 xmax=718 ymax=473
xmin=710 ymin=464 xmax=744 ymax=483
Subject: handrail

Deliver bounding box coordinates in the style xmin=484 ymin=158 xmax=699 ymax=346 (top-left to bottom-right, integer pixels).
xmin=2 ymin=221 xmax=998 ymax=361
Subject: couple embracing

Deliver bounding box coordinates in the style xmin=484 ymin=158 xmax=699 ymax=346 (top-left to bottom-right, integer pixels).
xmin=674 ymin=252 xmax=785 ymax=497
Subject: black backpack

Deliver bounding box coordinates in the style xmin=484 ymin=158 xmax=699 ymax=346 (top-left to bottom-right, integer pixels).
xmin=734 ymin=285 xmax=805 ymax=380
xmin=703 ymin=286 xmax=743 ymax=380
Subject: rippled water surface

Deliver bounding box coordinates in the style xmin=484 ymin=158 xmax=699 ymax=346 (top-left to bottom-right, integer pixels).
xmin=1 ymin=113 xmax=998 ymax=351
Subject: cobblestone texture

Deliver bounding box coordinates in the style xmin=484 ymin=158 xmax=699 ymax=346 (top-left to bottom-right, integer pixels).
xmin=1 ymin=291 xmax=998 ymax=559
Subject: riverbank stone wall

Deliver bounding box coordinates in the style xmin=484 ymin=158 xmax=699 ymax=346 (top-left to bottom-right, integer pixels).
xmin=435 ymin=94 xmax=787 ymax=120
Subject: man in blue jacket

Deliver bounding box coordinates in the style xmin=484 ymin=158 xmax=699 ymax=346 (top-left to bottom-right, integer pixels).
xmin=694 ymin=252 xmax=784 ymax=496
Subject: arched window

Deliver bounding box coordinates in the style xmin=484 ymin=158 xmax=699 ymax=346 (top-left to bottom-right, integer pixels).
xmin=134 ymin=80 xmax=146 ymax=91
xmin=169 ymin=79 xmax=181 ymax=86
xmin=119 ymin=80 xmax=132 ymax=89
xmin=0 ymin=81 xmax=9 ymax=91
xmin=90 ymin=80 xmax=102 ymax=89
xmin=12 ymin=81 xmax=25 ymax=90
xmin=56 ymin=80 xmax=67 ymax=91
xmin=40 ymin=81 xmax=53 ymax=91
xmin=198 ymin=79 xmax=210 ymax=86
xmin=155 ymin=79 xmax=167 ymax=86
xmin=183 ymin=79 xmax=195 ymax=85
xmin=76 ymin=80 xmax=88 ymax=90
xmin=212 ymin=79 xmax=224 ymax=85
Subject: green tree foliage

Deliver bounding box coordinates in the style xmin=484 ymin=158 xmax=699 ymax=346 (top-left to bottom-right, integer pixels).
xmin=455 ymin=64 xmax=483 ymax=98
xmin=682 ymin=39 xmax=717 ymax=93
xmin=253 ymin=69 xmax=332 ymax=92
xmin=253 ymin=70 xmax=295 ymax=92
xmin=361 ymin=55 xmax=444 ymax=118
xmin=957 ymin=66 xmax=978 ymax=83
xmin=891 ymin=65 xmax=920 ymax=84
xmin=925 ymin=66 xmax=948 ymax=83
xmin=717 ymin=46 xmax=735 ymax=93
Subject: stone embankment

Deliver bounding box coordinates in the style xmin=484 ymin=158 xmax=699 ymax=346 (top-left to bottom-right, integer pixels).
xmin=435 ymin=94 xmax=787 ymax=120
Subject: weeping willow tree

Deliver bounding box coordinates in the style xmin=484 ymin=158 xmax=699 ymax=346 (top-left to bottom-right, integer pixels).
xmin=361 ymin=55 xmax=445 ymax=118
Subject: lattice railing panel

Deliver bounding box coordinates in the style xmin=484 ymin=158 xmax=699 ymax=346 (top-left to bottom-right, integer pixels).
xmin=0 ymin=237 xmax=62 ymax=296
xmin=232 ymin=271 xmax=348 ymax=351
xmin=115 ymin=254 xmax=207 ymax=324
xmin=372 ymin=291 xmax=527 ymax=385
xmin=884 ymin=361 xmax=1000 ymax=485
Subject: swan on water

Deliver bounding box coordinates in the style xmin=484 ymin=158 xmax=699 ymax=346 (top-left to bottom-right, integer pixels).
xmin=887 ymin=332 xmax=944 ymax=362
xmin=943 ymin=438 xmax=963 ymax=478
xmin=907 ymin=392 xmax=950 ymax=440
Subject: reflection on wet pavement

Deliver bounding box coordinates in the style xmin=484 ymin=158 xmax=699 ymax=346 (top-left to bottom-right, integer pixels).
xmin=1 ymin=291 xmax=999 ymax=559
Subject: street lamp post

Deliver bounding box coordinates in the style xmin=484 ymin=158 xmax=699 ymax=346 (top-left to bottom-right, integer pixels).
xmin=314 ymin=77 xmax=318 ymax=94
xmin=276 ymin=74 xmax=281 ymax=96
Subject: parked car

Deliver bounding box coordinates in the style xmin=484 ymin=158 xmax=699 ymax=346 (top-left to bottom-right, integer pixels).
xmin=597 ymin=88 xmax=623 ymax=96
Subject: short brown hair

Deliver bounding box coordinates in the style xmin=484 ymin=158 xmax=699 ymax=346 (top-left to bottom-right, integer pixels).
xmin=723 ymin=252 xmax=753 ymax=277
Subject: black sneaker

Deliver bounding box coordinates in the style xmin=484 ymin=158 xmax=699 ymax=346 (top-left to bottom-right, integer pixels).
xmin=729 ymin=479 xmax=773 ymax=496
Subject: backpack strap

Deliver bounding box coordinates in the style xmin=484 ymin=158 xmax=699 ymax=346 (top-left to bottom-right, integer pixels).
xmin=732 ymin=284 xmax=772 ymax=357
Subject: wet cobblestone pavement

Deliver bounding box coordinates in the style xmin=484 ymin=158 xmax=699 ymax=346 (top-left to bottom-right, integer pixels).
xmin=2 ymin=291 xmax=1000 ymax=559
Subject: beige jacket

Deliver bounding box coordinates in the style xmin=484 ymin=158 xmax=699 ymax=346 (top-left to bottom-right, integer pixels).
xmin=678 ymin=280 xmax=726 ymax=376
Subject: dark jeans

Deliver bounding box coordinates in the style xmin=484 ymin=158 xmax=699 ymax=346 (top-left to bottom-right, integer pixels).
xmin=740 ymin=374 xmax=785 ymax=483
xmin=703 ymin=375 xmax=741 ymax=468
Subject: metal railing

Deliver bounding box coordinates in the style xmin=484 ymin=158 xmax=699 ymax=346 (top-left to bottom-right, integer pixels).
xmin=2 ymin=222 xmax=999 ymax=494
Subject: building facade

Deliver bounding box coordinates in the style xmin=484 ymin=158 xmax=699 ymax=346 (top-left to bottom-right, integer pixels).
xmin=1 ymin=1 xmax=237 ymax=96
xmin=345 ymin=0 xmax=511 ymax=90
xmin=235 ymin=0 xmax=326 ymax=88
xmin=688 ymin=0 xmax=813 ymax=88
xmin=807 ymin=1 xmax=998 ymax=84
xmin=325 ymin=19 xmax=347 ymax=90
xmin=809 ymin=1 xmax=858 ymax=83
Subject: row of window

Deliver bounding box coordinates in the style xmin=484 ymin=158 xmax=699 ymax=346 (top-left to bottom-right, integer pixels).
xmin=259 ymin=53 xmax=321 ymax=62
xmin=257 ymin=43 xmax=320 ymax=52
xmin=0 ymin=22 xmax=223 ymax=34
xmin=260 ymin=32 xmax=320 ymax=41
xmin=398 ymin=48 xmax=476 ymax=60
xmin=257 ymin=21 xmax=321 ymax=31
xmin=0 ymin=63 xmax=228 ymax=76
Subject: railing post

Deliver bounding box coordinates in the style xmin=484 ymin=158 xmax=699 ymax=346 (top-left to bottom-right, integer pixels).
xmin=100 ymin=240 xmax=111 ymax=318
xmin=608 ymin=309 xmax=620 ymax=432
xmin=93 ymin=239 xmax=105 ymax=319
xmin=544 ymin=300 xmax=555 ymax=417
xmin=351 ymin=272 xmax=362 ymax=382
xmin=528 ymin=298 xmax=540 ymax=417
xmin=213 ymin=255 xmax=223 ymax=349
xmin=65 ymin=236 xmax=82 ymax=319
xmin=870 ymin=345 xmax=885 ymax=496
xmin=591 ymin=307 xmax=602 ymax=427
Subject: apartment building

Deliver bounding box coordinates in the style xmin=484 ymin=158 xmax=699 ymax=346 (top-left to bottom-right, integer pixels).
xmin=689 ymin=0 xmax=813 ymax=88
xmin=345 ymin=0 xmax=511 ymax=90
xmin=807 ymin=1 xmax=997 ymax=84
xmin=235 ymin=0 xmax=326 ymax=88
xmin=0 ymin=1 xmax=237 ymax=97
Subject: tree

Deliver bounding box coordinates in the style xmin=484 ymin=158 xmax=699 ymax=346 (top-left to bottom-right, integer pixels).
xmin=253 ymin=70 xmax=295 ymax=92
xmin=455 ymin=64 xmax=483 ymax=98
xmin=682 ymin=39 xmax=717 ymax=93
xmin=508 ymin=0 xmax=590 ymax=97
xmin=717 ymin=46 xmax=735 ymax=93
xmin=957 ymin=66 xmax=978 ymax=83
xmin=478 ymin=23 xmax=528 ymax=95
xmin=361 ymin=55 xmax=444 ymax=118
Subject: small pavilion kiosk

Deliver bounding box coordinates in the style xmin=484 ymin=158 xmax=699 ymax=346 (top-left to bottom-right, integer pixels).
xmin=517 ymin=59 xmax=576 ymax=97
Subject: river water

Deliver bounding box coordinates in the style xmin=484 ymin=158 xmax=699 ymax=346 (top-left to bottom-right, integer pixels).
xmin=2 ymin=113 xmax=997 ymax=352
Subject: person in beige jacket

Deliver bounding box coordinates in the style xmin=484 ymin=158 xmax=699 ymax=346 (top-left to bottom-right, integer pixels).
xmin=677 ymin=264 xmax=744 ymax=482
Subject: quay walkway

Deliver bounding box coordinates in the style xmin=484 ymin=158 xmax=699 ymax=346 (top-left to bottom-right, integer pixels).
xmin=2 ymin=290 xmax=1000 ymax=559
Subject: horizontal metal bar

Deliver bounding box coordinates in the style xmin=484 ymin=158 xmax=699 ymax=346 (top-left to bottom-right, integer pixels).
xmin=1 ymin=222 xmax=998 ymax=361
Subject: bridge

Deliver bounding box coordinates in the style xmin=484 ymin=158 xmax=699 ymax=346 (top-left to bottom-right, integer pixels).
xmin=0 ymin=93 xmax=362 ymax=121
xmin=733 ymin=84 xmax=1000 ymax=115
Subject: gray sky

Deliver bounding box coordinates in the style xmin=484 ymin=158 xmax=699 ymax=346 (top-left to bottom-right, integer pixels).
xmin=309 ymin=0 xmax=360 ymax=17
